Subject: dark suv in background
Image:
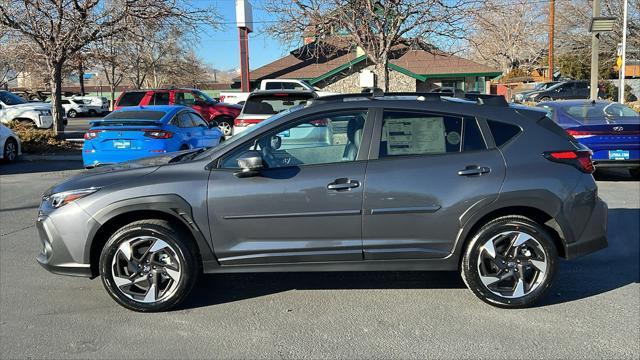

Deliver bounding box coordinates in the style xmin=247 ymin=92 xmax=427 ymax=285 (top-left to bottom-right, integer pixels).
xmin=36 ymin=92 xmax=607 ymax=312
xmin=115 ymin=88 xmax=241 ymax=136
xmin=525 ymin=80 xmax=601 ymax=102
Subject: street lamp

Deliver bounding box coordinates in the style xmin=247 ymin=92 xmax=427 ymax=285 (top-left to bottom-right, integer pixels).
xmin=589 ymin=17 xmax=616 ymax=32
xmin=588 ymin=2 xmax=617 ymax=100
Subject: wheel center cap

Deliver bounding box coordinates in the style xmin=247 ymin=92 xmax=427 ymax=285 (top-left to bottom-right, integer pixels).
xmin=143 ymin=265 xmax=151 ymax=272
xmin=507 ymin=261 xmax=516 ymax=268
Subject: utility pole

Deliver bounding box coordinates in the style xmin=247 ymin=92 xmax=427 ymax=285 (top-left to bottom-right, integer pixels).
xmin=620 ymin=0 xmax=628 ymax=104
xmin=548 ymin=0 xmax=555 ymax=81
xmin=236 ymin=0 xmax=253 ymax=92
xmin=590 ymin=0 xmax=601 ymax=100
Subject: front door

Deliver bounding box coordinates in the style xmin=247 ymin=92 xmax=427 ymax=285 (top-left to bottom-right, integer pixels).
xmin=362 ymin=110 xmax=506 ymax=259
xmin=208 ymin=110 xmax=372 ymax=265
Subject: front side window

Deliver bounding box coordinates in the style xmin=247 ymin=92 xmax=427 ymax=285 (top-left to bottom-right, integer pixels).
xmin=175 ymin=92 xmax=195 ymax=106
xmin=189 ymin=112 xmax=209 ymax=127
xmin=220 ymin=111 xmax=368 ymax=169
xmin=177 ymin=113 xmax=195 ymax=128
xmin=379 ymin=111 xmax=484 ymax=158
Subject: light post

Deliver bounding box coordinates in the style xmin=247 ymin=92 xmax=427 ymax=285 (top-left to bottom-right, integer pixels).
xmin=619 ymin=0 xmax=628 ymax=104
xmin=588 ymin=10 xmax=616 ymax=100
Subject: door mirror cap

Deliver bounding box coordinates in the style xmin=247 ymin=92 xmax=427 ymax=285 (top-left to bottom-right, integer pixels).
xmin=235 ymin=150 xmax=263 ymax=177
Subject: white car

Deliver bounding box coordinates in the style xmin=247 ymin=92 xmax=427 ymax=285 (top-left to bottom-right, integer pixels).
xmin=71 ymin=96 xmax=110 ymax=116
xmin=60 ymin=98 xmax=88 ymax=118
xmin=0 ymin=91 xmax=54 ymax=129
xmin=0 ymin=123 xmax=21 ymax=162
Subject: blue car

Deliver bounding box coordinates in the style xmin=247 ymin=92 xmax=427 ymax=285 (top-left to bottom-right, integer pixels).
xmin=83 ymin=105 xmax=223 ymax=167
xmin=537 ymin=100 xmax=639 ymax=176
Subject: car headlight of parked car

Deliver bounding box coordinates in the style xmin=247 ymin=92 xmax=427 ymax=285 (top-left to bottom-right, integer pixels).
xmin=37 ymin=110 xmax=51 ymax=116
xmin=47 ymin=188 xmax=100 ymax=208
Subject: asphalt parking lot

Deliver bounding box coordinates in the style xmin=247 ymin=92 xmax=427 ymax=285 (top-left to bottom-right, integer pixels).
xmin=0 ymin=161 xmax=638 ymax=359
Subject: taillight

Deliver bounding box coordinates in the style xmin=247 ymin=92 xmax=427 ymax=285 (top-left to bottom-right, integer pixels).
xmin=84 ymin=130 xmax=103 ymax=140
xmin=143 ymin=129 xmax=173 ymax=139
xmin=235 ymin=119 xmax=262 ymax=127
xmin=566 ymin=129 xmax=593 ymax=139
xmin=219 ymin=95 xmax=226 ymax=102
xmin=310 ymin=119 xmax=329 ymax=127
xmin=544 ymin=150 xmax=595 ymax=173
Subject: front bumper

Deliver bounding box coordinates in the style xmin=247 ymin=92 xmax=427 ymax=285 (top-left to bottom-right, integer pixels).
xmin=35 ymin=201 xmax=98 ymax=278
xmin=564 ymin=197 xmax=608 ymax=260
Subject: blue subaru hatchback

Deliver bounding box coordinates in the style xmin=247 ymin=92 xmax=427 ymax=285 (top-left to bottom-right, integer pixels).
xmin=537 ymin=100 xmax=640 ymax=176
xmin=83 ymin=105 xmax=223 ymax=167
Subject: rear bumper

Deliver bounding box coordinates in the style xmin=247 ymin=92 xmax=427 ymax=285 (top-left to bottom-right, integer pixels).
xmin=594 ymin=160 xmax=640 ymax=169
xmin=564 ymin=197 xmax=608 ymax=260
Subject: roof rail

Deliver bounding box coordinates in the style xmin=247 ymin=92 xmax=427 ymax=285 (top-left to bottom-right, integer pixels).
xmin=309 ymin=91 xmax=508 ymax=107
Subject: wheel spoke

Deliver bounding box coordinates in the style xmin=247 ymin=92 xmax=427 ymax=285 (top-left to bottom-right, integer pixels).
xmin=529 ymin=259 xmax=547 ymax=273
xmin=113 ymin=274 xmax=147 ymax=288
xmin=164 ymin=268 xmax=180 ymax=282
xmin=149 ymin=239 xmax=170 ymax=253
xmin=118 ymin=242 xmax=133 ymax=261
xmin=479 ymin=271 xmax=512 ymax=287
xmin=509 ymin=232 xmax=532 ymax=249
xmin=480 ymin=239 xmax=497 ymax=258
xmin=143 ymin=283 xmax=157 ymax=302
xmin=512 ymin=278 xmax=525 ymax=298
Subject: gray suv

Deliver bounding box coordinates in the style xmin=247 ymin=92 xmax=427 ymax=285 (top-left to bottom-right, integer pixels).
xmin=36 ymin=93 xmax=608 ymax=311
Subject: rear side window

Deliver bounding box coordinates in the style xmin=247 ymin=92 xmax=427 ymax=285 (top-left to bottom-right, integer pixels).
xmin=118 ymin=92 xmax=146 ymax=107
xmin=379 ymin=111 xmax=484 ymax=157
xmin=150 ymin=92 xmax=170 ymax=105
xmin=487 ymin=120 xmax=521 ymax=147
xmin=175 ymin=92 xmax=195 ymax=106
xmin=104 ymin=110 xmax=166 ymax=120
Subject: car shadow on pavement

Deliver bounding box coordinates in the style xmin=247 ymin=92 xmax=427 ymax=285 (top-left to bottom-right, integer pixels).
xmin=182 ymin=207 xmax=639 ymax=310
xmin=594 ymin=168 xmax=637 ymax=181
xmin=0 ymin=160 xmax=83 ymax=175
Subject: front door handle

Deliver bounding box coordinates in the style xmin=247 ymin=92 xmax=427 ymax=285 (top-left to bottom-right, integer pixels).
xmin=458 ymin=166 xmax=491 ymax=176
xmin=327 ymin=178 xmax=360 ymax=191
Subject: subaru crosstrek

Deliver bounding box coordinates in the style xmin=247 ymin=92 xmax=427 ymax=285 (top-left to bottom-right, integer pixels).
xmin=36 ymin=93 xmax=608 ymax=311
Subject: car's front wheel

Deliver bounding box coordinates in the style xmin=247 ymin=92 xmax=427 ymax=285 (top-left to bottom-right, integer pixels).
xmin=215 ymin=117 xmax=233 ymax=137
xmin=67 ymin=109 xmax=77 ymax=118
xmin=461 ymin=216 xmax=557 ymax=308
xmin=99 ymin=220 xmax=199 ymax=312
xmin=3 ymin=138 xmax=18 ymax=162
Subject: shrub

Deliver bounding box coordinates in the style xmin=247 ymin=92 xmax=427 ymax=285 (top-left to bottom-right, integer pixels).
xmin=5 ymin=122 xmax=79 ymax=154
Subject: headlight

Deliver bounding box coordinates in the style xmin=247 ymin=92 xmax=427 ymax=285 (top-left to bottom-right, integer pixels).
xmin=37 ymin=110 xmax=51 ymax=116
xmin=48 ymin=188 xmax=100 ymax=208
xmin=528 ymin=93 xmax=539 ymax=100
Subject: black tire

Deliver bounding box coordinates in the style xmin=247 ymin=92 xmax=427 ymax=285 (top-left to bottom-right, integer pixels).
xmin=88 ymin=109 xmax=97 ymax=116
xmin=67 ymin=109 xmax=77 ymax=118
xmin=179 ymin=144 xmax=190 ymax=151
xmin=3 ymin=138 xmax=18 ymax=162
xmin=461 ymin=215 xmax=558 ymax=308
xmin=99 ymin=219 xmax=200 ymax=312
xmin=215 ymin=117 xmax=233 ymax=137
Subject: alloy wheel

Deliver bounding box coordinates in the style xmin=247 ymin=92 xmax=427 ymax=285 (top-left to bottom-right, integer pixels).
xmin=110 ymin=236 xmax=182 ymax=303
xmin=4 ymin=140 xmax=17 ymax=161
xmin=477 ymin=231 xmax=548 ymax=299
xmin=218 ymin=121 xmax=232 ymax=136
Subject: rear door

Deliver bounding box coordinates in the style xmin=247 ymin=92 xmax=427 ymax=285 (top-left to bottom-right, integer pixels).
xmin=362 ymin=109 xmax=506 ymax=259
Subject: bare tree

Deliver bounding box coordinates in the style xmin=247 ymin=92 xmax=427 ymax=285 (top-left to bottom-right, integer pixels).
xmin=466 ymin=0 xmax=546 ymax=74
xmin=264 ymin=0 xmax=480 ymax=91
xmin=0 ymin=0 xmax=219 ymax=135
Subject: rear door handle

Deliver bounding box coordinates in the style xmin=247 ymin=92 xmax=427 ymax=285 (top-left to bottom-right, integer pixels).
xmin=458 ymin=166 xmax=491 ymax=176
xmin=327 ymin=178 xmax=360 ymax=191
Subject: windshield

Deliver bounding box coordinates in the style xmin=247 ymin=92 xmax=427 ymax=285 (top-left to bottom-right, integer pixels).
xmin=561 ymin=103 xmax=640 ymax=123
xmin=0 ymin=91 xmax=27 ymax=105
xmin=194 ymin=106 xmax=302 ymax=161
xmin=195 ymin=90 xmax=217 ymax=104
xmin=242 ymin=94 xmax=313 ymax=115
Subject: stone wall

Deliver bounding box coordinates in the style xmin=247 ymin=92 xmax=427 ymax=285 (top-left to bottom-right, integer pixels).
xmin=320 ymin=65 xmax=417 ymax=92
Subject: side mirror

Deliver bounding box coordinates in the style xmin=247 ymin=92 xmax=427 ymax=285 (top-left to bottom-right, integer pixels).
xmin=235 ymin=150 xmax=263 ymax=178
xmin=209 ymin=120 xmax=219 ymax=128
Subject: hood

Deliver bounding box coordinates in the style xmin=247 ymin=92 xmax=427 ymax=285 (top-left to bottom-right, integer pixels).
xmin=45 ymin=150 xmax=197 ymax=195
xmin=5 ymin=102 xmax=51 ymax=110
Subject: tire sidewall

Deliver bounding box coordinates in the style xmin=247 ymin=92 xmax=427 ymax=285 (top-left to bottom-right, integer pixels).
xmin=4 ymin=138 xmax=17 ymax=162
xmin=463 ymin=219 xmax=558 ymax=308
xmin=99 ymin=223 xmax=196 ymax=312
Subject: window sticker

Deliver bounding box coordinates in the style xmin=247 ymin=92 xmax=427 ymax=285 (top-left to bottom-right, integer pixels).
xmin=446 ymin=131 xmax=461 ymax=145
xmin=386 ymin=117 xmax=446 ymax=155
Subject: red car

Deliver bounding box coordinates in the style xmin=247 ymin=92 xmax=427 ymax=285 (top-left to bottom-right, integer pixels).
xmin=114 ymin=88 xmax=241 ymax=136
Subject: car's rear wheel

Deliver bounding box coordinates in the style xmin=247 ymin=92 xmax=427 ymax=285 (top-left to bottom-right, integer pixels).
xmin=88 ymin=109 xmax=97 ymax=116
xmin=539 ymin=96 xmax=551 ymax=102
xmin=99 ymin=220 xmax=199 ymax=312
xmin=461 ymin=216 xmax=557 ymax=308
xmin=3 ymin=138 xmax=18 ymax=162
xmin=215 ymin=117 xmax=233 ymax=137
xmin=67 ymin=109 xmax=77 ymax=118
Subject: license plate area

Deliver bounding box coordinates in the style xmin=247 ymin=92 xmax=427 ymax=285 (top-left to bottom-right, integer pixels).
xmin=608 ymin=150 xmax=629 ymax=160
xmin=113 ymin=140 xmax=131 ymax=149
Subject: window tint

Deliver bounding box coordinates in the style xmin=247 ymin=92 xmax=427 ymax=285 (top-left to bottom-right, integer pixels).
xmin=221 ymin=111 xmax=367 ymax=169
xmin=178 ymin=113 xmax=195 ymax=128
xmin=105 ymin=110 xmax=166 ymax=121
xmin=264 ymin=82 xmax=281 ymax=90
xmin=487 ymin=120 xmax=521 ymax=147
xmin=117 ymin=92 xmax=146 ymax=107
xmin=379 ymin=111 xmax=464 ymax=157
xmin=61 ymin=100 xmax=70 ymax=105
xmin=189 ymin=112 xmax=208 ymax=127
xmin=150 ymin=92 xmax=170 ymax=105
xmin=242 ymin=94 xmax=314 ymax=115
xmin=463 ymin=118 xmax=486 ymax=152
xmin=575 ymin=82 xmax=589 ymax=89
xmin=0 ymin=91 xmax=27 ymax=105
xmin=175 ymin=92 xmax=195 ymax=106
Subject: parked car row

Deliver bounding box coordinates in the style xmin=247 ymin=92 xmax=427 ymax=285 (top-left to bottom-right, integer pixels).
xmin=513 ymin=80 xmax=604 ymax=103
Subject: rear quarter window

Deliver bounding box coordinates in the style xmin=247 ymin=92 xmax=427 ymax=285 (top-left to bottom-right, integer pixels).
xmin=487 ymin=120 xmax=521 ymax=147
xmin=117 ymin=92 xmax=146 ymax=107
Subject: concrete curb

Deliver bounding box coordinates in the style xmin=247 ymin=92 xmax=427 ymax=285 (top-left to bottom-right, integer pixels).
xmin=21 ymin=153 xmax=82 ymax=161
